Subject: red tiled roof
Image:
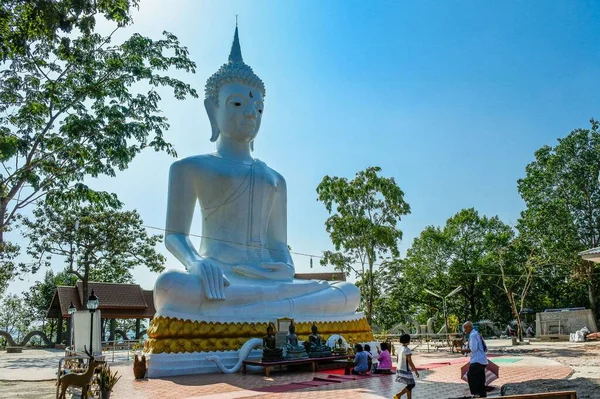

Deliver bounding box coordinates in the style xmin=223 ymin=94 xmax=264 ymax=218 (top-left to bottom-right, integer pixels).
xmin=47 ymin=283 xmax=155 ymax=319
xmin=76 ymin=281 xmax=147 ymax=309
xmin=294 ymin=272 xmax=346 ymax=282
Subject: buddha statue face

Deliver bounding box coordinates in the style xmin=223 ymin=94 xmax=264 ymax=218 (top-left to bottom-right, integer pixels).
xmin=204 ymin=26 xmax=266 ymax=148
xmin=205 ymin=82 xmax=263 ymax=145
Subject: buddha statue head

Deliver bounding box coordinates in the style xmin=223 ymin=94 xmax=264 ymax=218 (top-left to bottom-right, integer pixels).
xmin=266 ymin=322 xmax=275 ymax=336
xmin=288 ymin=322 xmax=296 ymax=336
xmin=311 ymin=323 xmax=318 ymax=336
xmin=204 ymin=25 xmax=266 ymax=150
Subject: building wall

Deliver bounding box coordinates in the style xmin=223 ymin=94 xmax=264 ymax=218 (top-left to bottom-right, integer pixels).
xmin=536 ymin=309 xmax=598 ymax=337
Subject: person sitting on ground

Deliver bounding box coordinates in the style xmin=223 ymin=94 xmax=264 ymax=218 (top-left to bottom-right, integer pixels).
xmin=374 ymin=342 xmax=393 ymax=374
xmin=395 ymin=334 xmax=419 ymax=399
xmin=364 ymin=344 xmax=374 ymax=371
xmin=351 ymin=343 xmax=369 ymax=375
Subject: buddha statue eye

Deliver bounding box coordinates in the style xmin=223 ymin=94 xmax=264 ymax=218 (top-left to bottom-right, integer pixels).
xmin=258 ymin=109 xmax=263 ymax=114
xmin=233 ymin=102 xmax=242 ymax=106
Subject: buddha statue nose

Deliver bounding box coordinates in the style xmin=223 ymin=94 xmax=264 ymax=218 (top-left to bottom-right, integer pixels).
xmin=245 ymin=105 xmax=258 ymax=119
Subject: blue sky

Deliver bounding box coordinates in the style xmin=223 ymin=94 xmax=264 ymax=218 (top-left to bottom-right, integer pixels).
xmin=7 ymin=0 xmax=600 ymax=294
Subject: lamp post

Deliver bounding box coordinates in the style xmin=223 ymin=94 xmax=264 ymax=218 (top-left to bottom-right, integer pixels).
xmin=67 ymin=301 xmax=76 ymax=351
xmin=424 ymin=286 xmax=462 ymax=345
xmin=86 ymin=290 xmax=99 ymax=355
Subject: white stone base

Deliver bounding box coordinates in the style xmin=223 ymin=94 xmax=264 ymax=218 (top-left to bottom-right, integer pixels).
xmin=147 ymin=349 xmax=264 ymax=378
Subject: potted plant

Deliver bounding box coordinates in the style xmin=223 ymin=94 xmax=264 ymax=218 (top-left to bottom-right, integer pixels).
xmin=96 ymin=363 xmax=121 ymax=399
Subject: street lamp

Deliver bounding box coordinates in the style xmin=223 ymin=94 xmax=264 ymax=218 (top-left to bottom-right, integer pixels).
xmin=67 ymin=301 xmax=76 ymax=350
xmin=86 ymin=290 xmax=99 ymax=355
xmin=424 ymin=286 xmax=462 ymax=344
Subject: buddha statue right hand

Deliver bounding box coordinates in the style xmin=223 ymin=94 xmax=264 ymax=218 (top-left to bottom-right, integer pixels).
xmin=188 ymin=259 xmax=231 ymax=300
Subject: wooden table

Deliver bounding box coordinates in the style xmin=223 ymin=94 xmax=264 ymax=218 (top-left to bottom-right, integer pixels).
xmin=242 ymin=355 xmax=353 ymax=377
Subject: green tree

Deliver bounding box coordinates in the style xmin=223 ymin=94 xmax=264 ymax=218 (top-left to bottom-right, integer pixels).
xmin=316 ymin=166 xmax=411 ymax=325
xmin=495 ymin=236 xmax=548 ymax=341
xmin=0 ymin=0 xmax=140 ymax=61
xmin=21 ymin=200 xmax=166 ymax=304
xmin=372 ymin=259 xmax=419 ymax=331
xmin=517 ymin=119 xmax=600 ymax=319
xmin=22 ymin=269 xmax=76 ymax=341
xmin=0 ymin=0 xmax=197 ymax=293
xmin=0 ymin=293 xmax=32 ymax=342
xmin=403 ymin=208 xmax=513 ymax=322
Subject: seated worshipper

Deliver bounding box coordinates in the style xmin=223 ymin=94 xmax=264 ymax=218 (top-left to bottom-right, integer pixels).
xmin=352 ymin=344 xmax=369 ymax=375
xmin=364 ymin=344 xmax=374 ymax=371
xmin=374 ymin=342 xmax=393 ymax=374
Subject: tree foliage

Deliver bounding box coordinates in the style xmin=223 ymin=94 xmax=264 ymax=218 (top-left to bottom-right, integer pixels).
xmin=0 ymin=293 xmax=32 ymax=342
xmin=0 ymin=0 xmax=197 ymax=293
xmin=393 ymin=208 xmax=513 ymax=329
xmin=317 ymin=166 xmax=410 ymax=324
xmin=20 ymin=200 xmax=166 ymax=304
xmin=517 ymin=119 xmax=600 ymax=318
xmin=22 ymin=268 xmax=76 ymax=341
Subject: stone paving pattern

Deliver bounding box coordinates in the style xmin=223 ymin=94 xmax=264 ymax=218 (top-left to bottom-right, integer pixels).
xmin=110 ymin=356 xmax=572 ymax=398
xmin=0 ymin=344 xmax=576 ymax=398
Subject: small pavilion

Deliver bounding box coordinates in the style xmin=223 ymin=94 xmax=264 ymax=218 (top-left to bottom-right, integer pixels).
xmin=47 ymin=282 xmax=155 ymax=346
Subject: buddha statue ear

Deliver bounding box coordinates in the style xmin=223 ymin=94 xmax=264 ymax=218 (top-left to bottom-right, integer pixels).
xmin=250 ymin=140 xmax=254 ymax=151
xmin=204 ymin=97 xmax=220 ymax=142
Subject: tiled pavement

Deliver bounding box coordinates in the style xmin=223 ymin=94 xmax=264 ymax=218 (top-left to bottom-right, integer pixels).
xmin=110 ymin=356 xmax=573 ymax=399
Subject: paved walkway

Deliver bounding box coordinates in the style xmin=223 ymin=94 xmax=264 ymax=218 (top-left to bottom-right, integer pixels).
xmin=109 ymin=354 xmax=571 ymax=398
xmin=0 ymin=348 xmax=133 ymax=381
xmin=0 ymin=346 xmax=575 ymax=398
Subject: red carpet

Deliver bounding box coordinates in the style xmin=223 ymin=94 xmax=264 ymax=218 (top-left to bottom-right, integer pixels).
xmin=256 ymin=371 xmax=395 ymax=393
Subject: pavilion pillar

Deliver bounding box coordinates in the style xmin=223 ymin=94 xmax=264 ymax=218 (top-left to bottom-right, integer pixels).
xmin=56 ymin=314 xmax=63 ymax=345
xmin=109 ymin=318 xmax=116 ymax=342
xmin=66 ymin=317 xmax=72 ymax=347
xmin=135 ymin=319 xmax=141 ymax=339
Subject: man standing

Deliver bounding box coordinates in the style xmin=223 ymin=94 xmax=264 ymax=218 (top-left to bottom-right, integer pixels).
xmin=462 ymin=321 xmax=488 ymax=398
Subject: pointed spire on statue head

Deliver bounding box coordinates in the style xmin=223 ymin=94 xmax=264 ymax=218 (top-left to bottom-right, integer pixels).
xmin=229 ymin=24 xmax=243 ymax=63
xmin=205 ymin=20 xmax=266 ymax=102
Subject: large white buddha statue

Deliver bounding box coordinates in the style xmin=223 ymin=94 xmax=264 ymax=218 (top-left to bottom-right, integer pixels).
xmin=146 ymin=26 xmax=372 ymax=376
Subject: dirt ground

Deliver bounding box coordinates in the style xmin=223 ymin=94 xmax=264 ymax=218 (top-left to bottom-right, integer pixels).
xmin=0 ymin=380 xmax=56 ymax=398
xmin=500 ymin=341 xmax=600 ymax=398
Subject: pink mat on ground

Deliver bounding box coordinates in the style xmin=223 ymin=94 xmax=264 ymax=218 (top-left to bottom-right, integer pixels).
xmin=416 ymin=362 xmax=452 ymax=370
xmin=256 ymin=372 xmax=395 ymax=393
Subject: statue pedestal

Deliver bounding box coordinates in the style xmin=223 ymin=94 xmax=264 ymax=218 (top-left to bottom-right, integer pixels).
xmin=145 ymin=313 xmax=372 ymax=377
xmin=148 ymin=349 xmax=263 ymax=377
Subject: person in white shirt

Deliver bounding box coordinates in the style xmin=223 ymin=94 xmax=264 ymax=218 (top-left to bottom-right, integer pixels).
xmin=461 ymin=321 xmax=488 ymax=398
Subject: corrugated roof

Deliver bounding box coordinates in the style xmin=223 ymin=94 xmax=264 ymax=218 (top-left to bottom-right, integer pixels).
xmin=579 ymin=247 xmax=600 ymax=256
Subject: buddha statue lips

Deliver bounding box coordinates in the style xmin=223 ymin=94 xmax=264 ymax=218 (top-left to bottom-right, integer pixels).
xmin=152 ymin=25 xmax=360 ymax=322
